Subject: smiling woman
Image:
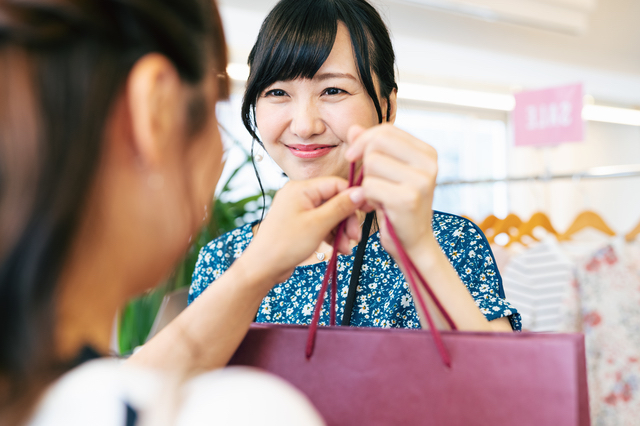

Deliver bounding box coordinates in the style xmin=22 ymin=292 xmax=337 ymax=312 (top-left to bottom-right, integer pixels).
xmin=189 ymin=0 xmax=522 ymax=333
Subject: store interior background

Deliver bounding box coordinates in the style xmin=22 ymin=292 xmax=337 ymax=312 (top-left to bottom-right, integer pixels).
xmin=142 ymin=3 xmax=639 ymax=422
xmin=215 ymin=0 xmax=640 ymax=237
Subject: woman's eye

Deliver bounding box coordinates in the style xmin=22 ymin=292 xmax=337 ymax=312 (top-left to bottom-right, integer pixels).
xmin=265 ymin=89 xmax=287 ymax=97
xmin=324 ymin=87 xmax=346 ymax=96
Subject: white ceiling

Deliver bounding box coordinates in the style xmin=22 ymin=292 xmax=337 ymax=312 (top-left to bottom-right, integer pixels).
xmin=382 ymin=0 xmax=640 ymax=75
xmin=217 ymin=0 xmax=640 ymax=106
xmin=399 ymin=0 xmax=596 ymax=34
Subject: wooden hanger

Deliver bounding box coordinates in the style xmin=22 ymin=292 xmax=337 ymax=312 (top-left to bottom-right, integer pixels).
xmin=557 ymin=210 xmax=616 ymax=241
xmin=625 ymin=219 xmax=640 ymax=242
xmin=508 ymin=212 xmax=558 ymax=247
xmin=487 ymin=213 xmax=523 ymax=245
xmin=479 ymin=214 xmax=499 ymax=234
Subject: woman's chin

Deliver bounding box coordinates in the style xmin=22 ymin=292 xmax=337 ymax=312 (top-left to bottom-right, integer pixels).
xmin=290 ymin=161 xmax=349 ymax=180
xmin=289 ymin=169 xmax=346 ymax=181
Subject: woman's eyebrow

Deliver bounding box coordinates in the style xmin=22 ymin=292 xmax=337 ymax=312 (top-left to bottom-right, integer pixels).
xmin=313 ymin=72 xmax=357 ymax=82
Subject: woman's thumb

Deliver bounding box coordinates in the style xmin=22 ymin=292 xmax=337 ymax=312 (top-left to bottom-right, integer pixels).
xmin=312 ymin=187 xmax=365 ymax=227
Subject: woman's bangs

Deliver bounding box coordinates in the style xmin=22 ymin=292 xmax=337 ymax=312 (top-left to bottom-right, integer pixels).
xmin=261 ymin=11 xmax=337 ymax=83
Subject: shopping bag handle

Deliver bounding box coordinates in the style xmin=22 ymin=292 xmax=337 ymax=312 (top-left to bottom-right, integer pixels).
xmin=306 ymin=164 xmax=457 ymax=367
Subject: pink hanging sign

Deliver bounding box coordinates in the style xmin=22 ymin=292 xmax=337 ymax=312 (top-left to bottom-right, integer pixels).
xmin=513 ymin=83 xmax=584 ymax=147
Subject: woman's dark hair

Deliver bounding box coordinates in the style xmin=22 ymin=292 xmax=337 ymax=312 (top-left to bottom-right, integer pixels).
xmin=242 ymin=0 xmax=397 ymax=142
xmin=241 ymin=0 xmax=396 ymax=225
xmin=0 ymin=0 xmax=228 ymax=419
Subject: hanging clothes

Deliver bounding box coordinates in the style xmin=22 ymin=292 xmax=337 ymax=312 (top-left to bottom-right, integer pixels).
xmin=501 ymin=237 xmax=574 ymax=331
xmin=574 ymin=240 xmax=640 ymax=425
xmin=557 ymin=229 xmax=615 ymax=334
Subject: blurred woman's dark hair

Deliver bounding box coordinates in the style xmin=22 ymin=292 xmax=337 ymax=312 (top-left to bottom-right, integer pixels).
xmin=241 ymin=0 xmax=397 ymax=144
xmin=0 ymin=0 xmax=228 ymax=420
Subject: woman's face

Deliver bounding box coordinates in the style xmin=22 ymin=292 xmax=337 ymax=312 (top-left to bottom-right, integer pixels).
xmin=255 ymin=22 xmax=388 ymax=181
xmin=137 ymin=69 xmax=224 ymax=281
xmin=134 ymin=70 xmax=224 ymax=294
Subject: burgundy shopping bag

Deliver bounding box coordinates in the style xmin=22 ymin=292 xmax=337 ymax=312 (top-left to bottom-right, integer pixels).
xmin=230 ymin=165 xmax=590 ymax=425
xmin=229 ymin=325 xmax=589 ymax=425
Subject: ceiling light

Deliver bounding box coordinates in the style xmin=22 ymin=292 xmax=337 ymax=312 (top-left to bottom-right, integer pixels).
xmin=581 ymin=104 xmax=640 ymax=126
xmin=397 ymin=82 xmax=515 ymax=111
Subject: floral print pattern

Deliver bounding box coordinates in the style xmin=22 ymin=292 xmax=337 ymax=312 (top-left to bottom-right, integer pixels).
xmin=189 ymin=211 xmax=521 ymax=331
xmin=574 ymin=243 xmax=640 ymax=425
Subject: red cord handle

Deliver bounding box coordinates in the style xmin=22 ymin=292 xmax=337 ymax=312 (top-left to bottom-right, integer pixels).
xmin=305 ymin=163 xmax=456 ymax=368
xmin=305 ymin=166 xmax=355 ymax=357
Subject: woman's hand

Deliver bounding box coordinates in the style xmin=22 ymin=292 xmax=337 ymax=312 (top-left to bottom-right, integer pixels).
xmin=344 ymin=124 xmax=513 ymax=333
xmin=130 ymin=177 xmax=365 ymax=373
xmin=345 ymin=123 xmax=439 ymax=259
xmin=244 ymin=176 xmax=365 ymax=285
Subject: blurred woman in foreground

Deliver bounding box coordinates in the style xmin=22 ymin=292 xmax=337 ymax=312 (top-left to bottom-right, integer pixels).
xmin=0 ymin=0 xmax=363 ymax=424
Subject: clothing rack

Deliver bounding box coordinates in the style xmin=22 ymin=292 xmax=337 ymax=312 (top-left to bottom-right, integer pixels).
xmin=438 ymin=164 xmax=640 ymax=186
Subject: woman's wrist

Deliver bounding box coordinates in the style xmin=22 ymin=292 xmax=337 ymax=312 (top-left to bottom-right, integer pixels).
xmin=404 ymin=234 xmax=447 ymax=274
xmin=231 ymin=244 xmax=288 ymax=295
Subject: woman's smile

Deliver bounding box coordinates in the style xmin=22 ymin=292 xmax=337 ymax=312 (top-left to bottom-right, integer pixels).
xmin=286 ymin=143 xmax=337 ymax=159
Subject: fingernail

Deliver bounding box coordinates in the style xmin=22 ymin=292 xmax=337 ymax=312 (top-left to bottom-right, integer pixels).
xmin=349 ymin=187 xmax=364 ymax=203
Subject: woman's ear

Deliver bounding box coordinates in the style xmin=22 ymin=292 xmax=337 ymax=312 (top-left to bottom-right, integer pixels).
xmin=126 ymin=53 xmax=184 ymax=167
xmin=384 ymin=88 xmax=398 ymax=124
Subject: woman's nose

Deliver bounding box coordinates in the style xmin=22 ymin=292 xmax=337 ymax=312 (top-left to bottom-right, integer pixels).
xmin=290 ymin=101 xmax=325 ymax=139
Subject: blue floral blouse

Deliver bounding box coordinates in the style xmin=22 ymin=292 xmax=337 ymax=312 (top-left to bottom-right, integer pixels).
xmin=189 ymin=211 xmax=522 ymax=331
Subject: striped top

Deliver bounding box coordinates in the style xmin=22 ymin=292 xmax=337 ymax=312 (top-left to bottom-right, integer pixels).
xmin=501 ymin=238 xmax=573 ymax=331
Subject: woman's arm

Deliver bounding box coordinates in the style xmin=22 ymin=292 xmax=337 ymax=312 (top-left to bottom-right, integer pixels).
xmin=345 ymin=124 xmax=512 ymax=333
xmin=128 ymin=177 xmax=366 ymax=374
xmin=401 ymin=235 xmax=513 ymax=332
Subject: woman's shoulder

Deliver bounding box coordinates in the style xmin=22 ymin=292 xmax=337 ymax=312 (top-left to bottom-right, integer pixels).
xmin=190 ymin=222 xmax=257 ymax=303
xmin=431 ymin=210 xmax=485 ymax=243
xmin=199 ymin=221 xmax=256 ymax=258
xmin=430 ymin=210 xmax=495 ymax=268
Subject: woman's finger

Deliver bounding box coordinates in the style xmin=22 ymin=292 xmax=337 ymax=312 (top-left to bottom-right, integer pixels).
xmin=310 ymin=186 xmax=365 ymax=228
xmin=301 ymin=176 xmax=351 ymax=208
xmin=361 ymin=176 xmax=433 ymax=250
xmin=344 ymin=214 xmax=362 ymax=244
xmin=250 ymin=178 xmax=366 ymax=280
xmin=347 ymin=124 xmax=367 ymax=148
xmin=363 ymin=150 xmax=437 ymax=188
xmin=361 ymin=176 xmax=421 ymax=213
xmin=346 ymin=124 xmax=436 ymax=169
